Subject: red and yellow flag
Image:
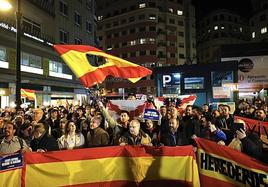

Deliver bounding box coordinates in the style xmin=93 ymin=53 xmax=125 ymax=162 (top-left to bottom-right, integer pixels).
xmin=21 ymin=89 xmax=35 ymax=100
xmin=53 ymin=45 xmax=152 ymax=88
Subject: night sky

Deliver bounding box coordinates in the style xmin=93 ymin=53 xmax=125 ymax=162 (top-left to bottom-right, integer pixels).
xmin=193 ymin=0 xmax=253 ymax=19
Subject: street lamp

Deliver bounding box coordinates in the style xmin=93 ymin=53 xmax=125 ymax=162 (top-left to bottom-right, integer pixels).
xmin=0 ymin=0 xmax=21 ymax=110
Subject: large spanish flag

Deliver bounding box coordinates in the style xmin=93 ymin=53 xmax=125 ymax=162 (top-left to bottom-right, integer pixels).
xmin=53 ymin=45 xmax=152 ymax=88
xmin=22 ymin=146 xmax=200 ymax=187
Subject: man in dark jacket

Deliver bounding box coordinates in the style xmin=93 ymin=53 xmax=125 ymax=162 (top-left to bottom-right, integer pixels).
xmin=161 ymin=118 xmax=188 ymax=146
xmin=31 ymin=123 xmax=59 ymax=152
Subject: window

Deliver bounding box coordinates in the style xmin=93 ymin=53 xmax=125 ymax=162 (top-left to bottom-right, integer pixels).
xmin=122 ymin=53 xmax=128 ymax=58
xmin=139 ymin=15 xmax=145 ymax=20
xmin=74 ymin=12 xmax=81 ymax=26
xmin=214 ymin=26 xmax=218 ymax=30
xmin=149 ymin=14 xmax=156 ymax=20
xmin=170 ymin=53 xmax=175 ymax=58
xmin=168 ymin=8 xmax=173 ymax=13
xmin=97 ymin=16 xmax=103 ymax=21
xmin=179 ymin=43 xmax=184 ymax=48
xmin=178 ymin=20 xmax=184 ymax=26
xmin=139 ymin=27 xmax=146 ymax=32
xmin=22 ymin=17 xmax=41 ymax=37
xmin=130 ymin=28 xmax=135 ymax=33
xmin=0 ymin=46 xmax=6 ymax=62
xmin=105 ymin=23 xmax=111 ymax=28
xmin=113 ymin=32 xmax=119 ymax=37
xmin=252 ymin=31 xmax=255 ymax=38
xmin=122 ymin=42 xmax=127 ymax=46
xmin=113 ymin=21 xmax=119 ymax=26
xmin=139 ymin=38 xmax=146 ymax=44
xmin=74 ymin=38 xmax=82 ymax=44
xmin=149 ymin=26 xmax=155 ymax=31
xmin=179 ymin=53 xmax=185 ymax=59
xmin=59 ymin=29 xmax=68 ymax=43
xmin=139 ymin=3 xmax=146 ymax=8
xmin=177 ymin=10 xmax=183 ymax=15
xmin=149 ymin=38 xmax=155 ymax=43
xmin=261 ymin=27 xmax=267 ymax=34
xmin=130 ymin=40 xmax=136 ymax=46
xmin=86 ymin=21 xmax=92 ymax=32
xmin=49 ymin=60 xmax=63 ymax=73
xmin=129 ymin=16 xmax=135 ymax=22
xmin=121 ymin=19 xmax=127 ymax=24
xmin=178 ymin=31 xmax=184 ymax=37
xmin=59 ymin=1 xmax=68 ymax=15
xmin=121 ymin=30 xmax=127 ymax=35
xmin=184 ymin=77 xmax=204 ymax=89
xmin=130 ymin=52 xmax=136 ymax=57
xmin=220 ymin=14 xmax=224 ymax=20
xmin=260 ymin=14 xmax=266 ymax=21
xmin=150 ymin=51 xmax=156 ymax=55
xmin=169 ymin=18 xmax=175 ymax=24
xmin=140 ymin=51 xmax=146 ymax=56
xmin=21 ymin=52 xmax=42 ymax=69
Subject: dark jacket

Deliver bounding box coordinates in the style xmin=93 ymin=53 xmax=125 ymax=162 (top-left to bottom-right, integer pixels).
xmin=31 ymin=133 xmax=59 ymax=152
xmin=241 ymin=132 xmax=262 ymax=160
xmin=161 ymin=126 xmax=188 ymax=146
xmin=87 ymin=127 xmax=109 ymax=147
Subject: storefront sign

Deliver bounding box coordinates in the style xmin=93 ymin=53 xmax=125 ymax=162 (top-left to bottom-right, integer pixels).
xmin=0 ymin=88 xmax=10 ymax=96
xmin=212 ymin=87 xmax=231 ymax=99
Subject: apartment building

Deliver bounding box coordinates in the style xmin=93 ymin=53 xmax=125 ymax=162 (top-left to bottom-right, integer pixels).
xmin=96 ymin=0 xmax=196 ymax=95
xmin=0 ymin=0 xmax=96 ymax=108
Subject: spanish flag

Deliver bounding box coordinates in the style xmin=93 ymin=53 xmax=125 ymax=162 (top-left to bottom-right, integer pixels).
xmin=53 ymin=45 xmax=152 ymax=88
xmin=21 ymin=89 xmax=35 ymax=100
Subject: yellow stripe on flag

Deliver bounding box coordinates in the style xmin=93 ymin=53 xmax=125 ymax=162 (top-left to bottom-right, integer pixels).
xmin=0 ymin=169 xmax=21 ymax=187
xmin=61 ymin=50 xmax=140 ymax=78
xmin=25 ymin=156 xmax=195 ymax=187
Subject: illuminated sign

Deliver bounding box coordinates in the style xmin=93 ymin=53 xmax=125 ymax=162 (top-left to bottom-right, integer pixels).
xmin=162 ymin=73 xmax=181 ymax=87
xmin=0 ymin=22 xmax=53 ymax=46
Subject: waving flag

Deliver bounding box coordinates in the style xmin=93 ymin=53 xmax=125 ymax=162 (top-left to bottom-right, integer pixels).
xmin=21 ymin=89 xmax=35 ymax=100
xmin=53 ymin=45 xmax=152 ymax=88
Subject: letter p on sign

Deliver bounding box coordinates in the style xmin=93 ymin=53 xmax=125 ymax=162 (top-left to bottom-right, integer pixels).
xmin=163 ymin=75 xmax=171 ymax=87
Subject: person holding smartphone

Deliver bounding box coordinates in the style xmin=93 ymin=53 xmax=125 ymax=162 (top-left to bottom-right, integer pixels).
xmin=228 ymin=119 xmax=262 ymax=161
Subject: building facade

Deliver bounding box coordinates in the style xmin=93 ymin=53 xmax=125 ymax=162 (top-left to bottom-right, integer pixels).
xmin=96 ymin=0 xmax=196 ymax=95
xmin=196 ymin=9 xmax=250 ymax=64
xmin=250 ymin=0 xmax=268 ymax=42
xmin=0 ymin=0 xmax=96 ymax=108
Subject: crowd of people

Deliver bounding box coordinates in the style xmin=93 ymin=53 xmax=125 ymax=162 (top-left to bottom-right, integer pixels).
xmin=0 ymin=95 xmax=267 ymax=164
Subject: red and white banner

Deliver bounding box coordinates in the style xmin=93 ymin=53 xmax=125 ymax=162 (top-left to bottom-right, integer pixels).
xmin=235 ymin=116 xmax=268 ymax=146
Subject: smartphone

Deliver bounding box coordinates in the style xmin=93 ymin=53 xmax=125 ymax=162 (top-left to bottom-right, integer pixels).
xmin=233 ymin=123 xmax=244 ymax=132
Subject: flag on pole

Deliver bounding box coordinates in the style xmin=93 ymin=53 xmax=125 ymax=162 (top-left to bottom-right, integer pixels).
xmin=53 ymin=45 xmax=152 ymax=88
xmin=21 ymin=89 xmax=35 ymax=100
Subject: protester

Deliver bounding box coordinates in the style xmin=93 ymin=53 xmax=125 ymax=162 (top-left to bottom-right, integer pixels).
xmin=160 ymin=118 xmax=187 ymax=146
xmin=98 ymin=100 xmax=130 ymax=145
xmin=31 ymin=123 xmax=59 ymax=152
xmin=58 ymin=120 xmax=85 ymax=150
xmin=228 ymin=119 xmax=262 ymax=161
xmin=86 ymin=116 xmax=109 ymax=147
xmin=0 ymin=121 xmax=31 ymax=155
xmin=119 ymin=119 xmax=151 ymax=146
